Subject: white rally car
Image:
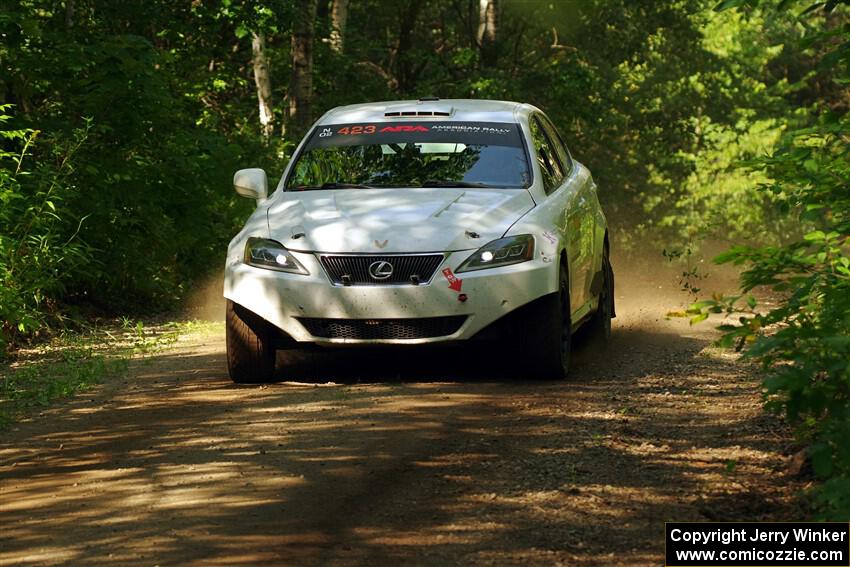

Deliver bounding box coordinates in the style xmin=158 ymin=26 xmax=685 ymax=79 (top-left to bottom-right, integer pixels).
xmin=224 ymin=99 xmax=614 ymax=382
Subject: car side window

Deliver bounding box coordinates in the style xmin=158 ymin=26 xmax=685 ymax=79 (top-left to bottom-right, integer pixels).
xmin=529 ymin=116 xmax=564 ymax=195
xmin=540 ymin=116 xmax=574 ymax=175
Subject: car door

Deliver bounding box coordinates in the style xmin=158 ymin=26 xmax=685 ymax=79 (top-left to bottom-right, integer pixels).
xmin=528 ymin=114 xmax=591 ymax=313
xmin=539 ymin=115 xmax=597 ymax=312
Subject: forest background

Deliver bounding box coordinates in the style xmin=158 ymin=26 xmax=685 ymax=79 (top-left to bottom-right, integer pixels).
xmin=1 ymin=0 xmax=848 ymax=517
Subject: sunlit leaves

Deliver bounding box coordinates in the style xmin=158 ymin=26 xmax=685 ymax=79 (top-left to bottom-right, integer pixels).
xmin=690 ymin=3 xmax=849 ymax=520
xmin=695 ymin=109 xmax=850 ymax=518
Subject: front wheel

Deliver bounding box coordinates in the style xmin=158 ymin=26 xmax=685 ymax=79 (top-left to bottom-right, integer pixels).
xmin=226 ymin=300 xmax=276 ymax=383
xmin=517 ymin=265 xmax=571 ymax=380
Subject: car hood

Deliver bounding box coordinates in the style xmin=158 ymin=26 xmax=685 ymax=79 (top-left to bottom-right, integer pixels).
xmin=266 ymin=188 xmax=535 ymax=253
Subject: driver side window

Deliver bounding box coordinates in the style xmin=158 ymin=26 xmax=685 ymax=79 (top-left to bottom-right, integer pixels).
xmin=530 ymin=116 xmax=564 ymax=195
xmin=540 ymin=115 xmax=574 ymax=175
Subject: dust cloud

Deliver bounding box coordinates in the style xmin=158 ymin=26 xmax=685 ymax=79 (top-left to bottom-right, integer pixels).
xmin=610 ymin=246 xmax=742 ymax=327
xmin=183 ymin=273 xmax=226 ymax=321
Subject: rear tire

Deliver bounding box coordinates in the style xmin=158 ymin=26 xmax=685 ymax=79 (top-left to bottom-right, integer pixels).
xmin=226 ymin=299 xmax=276 ymax=384
xmin=588 ymin=246 xmax=614 ymax=347
xmin=518 ymin=265 xmax=571 ymax=380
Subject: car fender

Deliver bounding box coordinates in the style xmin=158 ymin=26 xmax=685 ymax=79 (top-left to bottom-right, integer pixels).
xmin=224 ymin=205 xmax=273 ymax=299
xmin=503 ymin=211 xmax=564 ymax=297
xmin=505 ymin=166 xmax=591 ymax=305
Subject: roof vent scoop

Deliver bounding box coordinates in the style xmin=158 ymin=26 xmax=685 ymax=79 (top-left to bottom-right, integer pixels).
xmin=418 ymin=96 xmax=440 ymax=102
xmin=383 ymin=101 xmax=453 ymax=118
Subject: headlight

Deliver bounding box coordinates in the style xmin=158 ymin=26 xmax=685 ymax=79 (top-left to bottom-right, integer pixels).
xmin=456 ymin=234 xmax=535 ymax=273
xmin=244 ymin=237 xmax=309 ymax=274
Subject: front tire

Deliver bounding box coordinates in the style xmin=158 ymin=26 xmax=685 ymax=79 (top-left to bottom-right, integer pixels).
xmin=518 ymin=265 xmax=571 ymax=380
xmin=226 ymin=300 xmax=276 ymax=384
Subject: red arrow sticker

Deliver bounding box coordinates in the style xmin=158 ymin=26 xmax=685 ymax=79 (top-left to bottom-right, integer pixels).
xmin=442 ymin=267 xmax=463 ymax=292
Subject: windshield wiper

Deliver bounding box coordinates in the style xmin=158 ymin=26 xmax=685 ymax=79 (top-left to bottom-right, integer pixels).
xmin=293 ymin=182 xmax=376 ymax=191
xmin=321 ymin=182 xmax=375 ymax=189
xmin=421 ymin=179 xmax=491 ymax=188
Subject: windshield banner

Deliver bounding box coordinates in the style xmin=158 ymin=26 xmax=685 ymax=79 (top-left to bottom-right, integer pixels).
xmin=306 ymin=122 xmax=524 ymax=149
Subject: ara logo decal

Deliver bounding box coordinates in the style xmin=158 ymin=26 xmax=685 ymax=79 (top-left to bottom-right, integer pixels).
xmin=441 ymin=267 xmax=463 ymax=292
xmin=374 ymin=239 xmax=388 ymax=249
xmin=379 ymin=125 xmax=430 ymax=133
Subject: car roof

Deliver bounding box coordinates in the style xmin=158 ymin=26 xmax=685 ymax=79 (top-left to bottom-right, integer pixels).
xmin=319 ymin=99 xmax=536 ymax=125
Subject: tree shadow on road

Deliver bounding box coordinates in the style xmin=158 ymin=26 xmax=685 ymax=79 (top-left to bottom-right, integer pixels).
xmin=0 ymin=320 xmax=802 ymax=566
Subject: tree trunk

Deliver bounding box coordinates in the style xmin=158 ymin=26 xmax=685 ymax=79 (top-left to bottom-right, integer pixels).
xmin=252 ymin=32 xmax=275 ymax=140
xmin=289 ymin=0 xmax=318 ymax=137
xmin=393 ymin=1 xmax=423 ymax=93
xmin=329 ymin=0 xmax=350 ymax=53
xmin=317 ymin=0 xmax=330 ymax=21
xmin=65 ymin=0 xmax=74 ymax=29
xmin=477 ymin=0 xmax=498 ymax=66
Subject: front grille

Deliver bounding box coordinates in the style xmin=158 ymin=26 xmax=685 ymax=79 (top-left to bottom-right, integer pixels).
xmin=319 ymin=254 xmax=444 ymax=286
xmin=297 ymin=316 xmax=467 ymax=340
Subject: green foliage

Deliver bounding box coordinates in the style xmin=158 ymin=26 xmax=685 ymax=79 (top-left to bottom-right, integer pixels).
xmin=695 ymin=0 xmax=850 ymax=518
xmin=0 ymin=0 xmax=839 ymax=449
xmin=0 ymin=1 xmax=816 ymax=336
xmin=310 ymin=0 xmax=817 ymax=264
xmin=0 ymin=105 xmax=94 ymax=351
xmin=0 ymin=345 xmax=124 ymax=429
xmin=4 ymin=0 xmax=848 ymax=518
xmin=1 ymin=2 xmax=270 ymax=347
xmin=697 ymin=117 xmax=850 ymax=518
xmin=0 ymin=318 xmax=207 ymax=428
xmin=663 ymin=246 xmax=711 ymax=298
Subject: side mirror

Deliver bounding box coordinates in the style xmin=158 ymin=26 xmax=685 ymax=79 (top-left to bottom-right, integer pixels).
xmin=234 ymin=168 xmax=268 ymax=201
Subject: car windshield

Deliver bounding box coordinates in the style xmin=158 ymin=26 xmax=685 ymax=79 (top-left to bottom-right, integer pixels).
xmin=285 ymin=121 xmax=530 ymax=190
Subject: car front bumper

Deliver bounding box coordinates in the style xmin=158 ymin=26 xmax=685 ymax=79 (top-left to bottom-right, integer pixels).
xmin=223 ymin=250 xmax=557 ymax=345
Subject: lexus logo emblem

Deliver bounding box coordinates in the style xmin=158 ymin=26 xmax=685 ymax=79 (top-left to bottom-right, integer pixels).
xmin=368 ymin=261 xmax=394 ymax=280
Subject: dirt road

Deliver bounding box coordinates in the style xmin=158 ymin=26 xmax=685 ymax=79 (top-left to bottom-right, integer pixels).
xmin=0 ymin=287 xmax=802 ymax=566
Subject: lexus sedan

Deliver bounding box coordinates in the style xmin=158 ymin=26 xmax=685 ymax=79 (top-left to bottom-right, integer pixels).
xmin=224 ymin=98 xmax=614 ymax=382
